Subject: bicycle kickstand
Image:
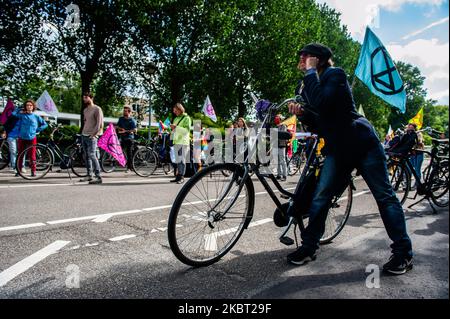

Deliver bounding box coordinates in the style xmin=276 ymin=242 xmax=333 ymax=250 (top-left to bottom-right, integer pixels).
xmin=408 ymin=196 xmax=437 ymax=214
xmin=279 ymin=217 xmax=296 ymax=246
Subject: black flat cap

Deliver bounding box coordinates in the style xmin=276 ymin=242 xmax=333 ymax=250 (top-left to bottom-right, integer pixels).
xmin=298 ymin=43 xmax=333 ymax=60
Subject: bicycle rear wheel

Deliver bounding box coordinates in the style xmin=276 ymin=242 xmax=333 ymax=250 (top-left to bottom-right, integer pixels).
xmin=168 ymin=163 xmax=255 ymax=267
xmin=430 ymin=160 xmax=449 ymax=207
xmin=0 ymin=140 xmax=10 ymax=170
xmin=16 ymin=144 xmax=53 ymax=180
xmin=132 ymin=147 xmax=157 ymax=177
xmin=300 ymin=183 xmax=353 ymax=244
xmin=68 ymin=146 xmax=88 ymax=177
xmin=387 ymin=159 xmax=410 ymax=205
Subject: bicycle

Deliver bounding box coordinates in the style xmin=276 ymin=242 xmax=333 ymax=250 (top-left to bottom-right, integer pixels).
xmin=287 ymin=137 xmax=310 ymax=176
xmin=16 ymin=124 xmax=88 ymax=180
xmin=167 ymin=97 xmax=354 ymax=267
xmin=100 ymin=137 xmax=142 ymax=174
xmin=0 ymin=136 xmax=10 ymax=170
xmin=387 ymin=127 xmax=449 ymax=212
xmin=132 ymin=134 xmax=172 ymax=177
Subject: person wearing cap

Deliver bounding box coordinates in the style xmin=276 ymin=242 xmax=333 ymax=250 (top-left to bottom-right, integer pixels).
xmin=274 ymin=114 xmax=288 ymax=181
xmin=287 ymin=43 xmax=413 ymax=275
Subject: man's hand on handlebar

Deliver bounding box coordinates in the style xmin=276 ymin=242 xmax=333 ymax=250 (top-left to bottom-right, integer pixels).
xmin=288 ymin=102 xmax=304 ymax=116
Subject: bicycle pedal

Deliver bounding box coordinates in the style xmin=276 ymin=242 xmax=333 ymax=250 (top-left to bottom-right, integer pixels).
xmin=280 ymin=236 xmax=295 ymax=246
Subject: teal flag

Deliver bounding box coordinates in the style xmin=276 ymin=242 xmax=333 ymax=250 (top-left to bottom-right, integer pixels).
xmin=355 ymin=27 xmax=406 ymax=113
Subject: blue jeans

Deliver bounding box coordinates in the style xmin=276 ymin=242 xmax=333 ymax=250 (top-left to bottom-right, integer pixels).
xmin=277 ymin=147 xmax=287 ymax=177
xmin=82 ymin=135 xmax=101 ymax=177
xmin=300 ymin=143 xmax=413 ymax=258
xmin=7 ymin=137 xmax=18 ymax=170
xmin=410 ymin=153 xmax=424 ymax=182
xmin=174 ymin=144 xmax=189 ymax=176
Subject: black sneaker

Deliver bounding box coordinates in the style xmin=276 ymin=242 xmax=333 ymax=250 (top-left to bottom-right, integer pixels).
xmin=177 ymin=177 xmax=185 ymax=184
xmin=89 ymin=177 xmax=102 ymax=185
xmin=79 ymin=176 xmax=93 ymax=182
xmin=170 ymin=175 xmax=182 ymax=183
xmin=287 ymin=247 xmax=317 ymax=266
xmin=383 ymin=255 xmax=413 ymax=275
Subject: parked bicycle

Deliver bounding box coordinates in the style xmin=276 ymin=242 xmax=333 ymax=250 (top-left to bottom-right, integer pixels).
xmin=16 ymin=124 xmax=87 ymax=180
xmin=167 ymin=97 xmax=355 ymax=267
xmin=287 ymin=137 xmax=309 ymax=176
xmin=132 ymin=134 xmax=172 ymax=177
xmin=387 ymin=127 xmax=449 ymax=212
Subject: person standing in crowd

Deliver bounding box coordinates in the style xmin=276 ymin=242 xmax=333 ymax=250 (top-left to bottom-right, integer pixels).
xmin=274 ymin=114 xmax=288 ymax=181
xmin=287 ymin=43 xmax=413 ymax=275
xmin=407 ymin=123 xmax=424 ymax=189
xmin=1 ymin=107 xmax=23 ymax=175
xmin=80 ymin=91 xmax=104 ymax=184
xmin=235 ymin=117 xmax=248 ymax=162
xmin=170 ymin=103 xmax=192 ymax=184
xmin=13 ymin=100 xmax=48 ymax=177
xmin=117 ymin=106 xmax=137 ymax=172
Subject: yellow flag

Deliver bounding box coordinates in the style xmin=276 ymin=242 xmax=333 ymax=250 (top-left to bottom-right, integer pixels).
xmin=281 ymin=115 xmax=297 ymax=142
xmin=409 ymin=107 xmax=424 ymax=129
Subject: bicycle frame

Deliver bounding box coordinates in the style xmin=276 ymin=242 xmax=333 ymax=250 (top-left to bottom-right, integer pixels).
xmin=214 ymin=97 xmax=324 ymax=234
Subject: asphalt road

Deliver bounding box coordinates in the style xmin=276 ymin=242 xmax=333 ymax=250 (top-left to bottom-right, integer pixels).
xmin=0 ymin=167 xmax=448 ymax=299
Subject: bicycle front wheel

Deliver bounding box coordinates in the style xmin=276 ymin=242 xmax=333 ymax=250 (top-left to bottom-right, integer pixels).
xmin=132 ymin=147 xmax=157 ymax=177
xmin=288 ymin=153 xmax=303 ymax=176
xmin=168 ymin=163 xmax=255 ymax=267
xmin=100 ymin=150 xmax=117 ymax=173
xmin=430 ymin=160 xmax=449 ymax=207
xmin=16 ymin=144 xmax=53 ymax=180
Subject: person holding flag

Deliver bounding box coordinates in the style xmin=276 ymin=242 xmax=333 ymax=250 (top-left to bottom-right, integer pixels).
xmin=287 ymin=43 xmax=413 ymax=275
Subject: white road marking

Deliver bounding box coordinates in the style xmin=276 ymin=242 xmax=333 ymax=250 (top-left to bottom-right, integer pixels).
xmin=108 ymin=234 xmax=137 ymax=242
xmin=0 ymin=223 xmax=46 ymax=232
xmin=84 ymin=243 xmax=99 ymax=247
xmin=0 ymin=183 xmax=72 ymax=189
xmin=0 ymin=185 xmax=359 ymax=234
xmin=338 ymin=190 xmax=371 ymax=202
xmin=0 ymin=177 xmax=173 ymax=189
xmin=0 ymin=240 xmax=70 ymax=287
xmin=204 ymin=218 xmax=273 ymax=251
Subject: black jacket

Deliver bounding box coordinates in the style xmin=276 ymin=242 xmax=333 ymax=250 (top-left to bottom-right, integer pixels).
xmin=295 ymin=67 xmax=380 ymax=162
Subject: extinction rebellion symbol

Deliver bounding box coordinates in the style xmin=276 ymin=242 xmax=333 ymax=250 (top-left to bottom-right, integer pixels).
xmin=370 ymin=46 xmax=404 ymax=96
xmin=107 ymin=134 xmax=124 ymax=156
